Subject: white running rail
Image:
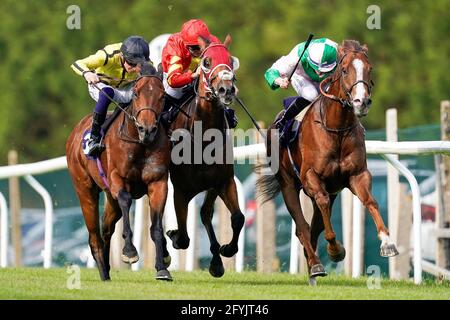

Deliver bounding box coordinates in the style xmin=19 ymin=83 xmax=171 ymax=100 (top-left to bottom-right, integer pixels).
xmin=0 ymin=140 xmax=449 ymax=285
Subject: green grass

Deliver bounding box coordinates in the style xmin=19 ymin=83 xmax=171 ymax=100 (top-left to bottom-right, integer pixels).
xmin=0 ymin=268 xmax=449 ymax=300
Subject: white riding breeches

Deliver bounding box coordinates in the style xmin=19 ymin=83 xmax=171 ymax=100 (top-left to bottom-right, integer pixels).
xmin=290 ymin=73 xmax=320 ymax=102
xmin=163 ymin=73 xmax=190 ymax=100
xmin=88 ymin=82 xmax=134 ymax=103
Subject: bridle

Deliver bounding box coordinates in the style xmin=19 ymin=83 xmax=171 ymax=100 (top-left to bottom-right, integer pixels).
xmin=118 ymin=75 xmax=164 ymax=144
xmin=316 ymin=50 xmax=373 ymax=133
xmin=319 ymin=50 xmax=373 ymax=108
xmin=195 ymin=43 xmax=236 ymax=101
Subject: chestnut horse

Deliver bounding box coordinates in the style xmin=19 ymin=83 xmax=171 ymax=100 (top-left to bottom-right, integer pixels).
xmin=66 ymin=74 xmax=172 ymax=281
xmin=257 ymin=40 xmax=398 ymax=285
xmin=165 ymin=35 xmax=244 ymax=277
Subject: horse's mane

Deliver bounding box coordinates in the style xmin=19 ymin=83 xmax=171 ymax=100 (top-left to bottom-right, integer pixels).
xmin=340 ymin=39 xmax=368 ymax=54
xmin=337 ymin=40 xmax=369 ymax=65
xmin=341 ymin=40 xmax=365 ymax=52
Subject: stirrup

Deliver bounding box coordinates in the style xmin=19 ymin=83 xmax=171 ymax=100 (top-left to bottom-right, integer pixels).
xmin=87 ymin=140 xmax=105 ymax=157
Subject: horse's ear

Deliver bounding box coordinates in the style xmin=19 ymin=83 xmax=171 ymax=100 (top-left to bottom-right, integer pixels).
xmin=361 ymin=44 xmax=369 ymax=53
xmin=198 ymin=35 xmax=209 ymax=51
xmin=223 ymin=34 xmax=232 ymax=48
xmin=337 ymin=45 xmax=345 ymax=59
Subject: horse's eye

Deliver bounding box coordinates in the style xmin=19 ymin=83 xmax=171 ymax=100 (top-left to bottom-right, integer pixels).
xmin=204 ymin=59 xmax=211 ymax=68
xmin=342 ymin=68 xmax=347 ymax=75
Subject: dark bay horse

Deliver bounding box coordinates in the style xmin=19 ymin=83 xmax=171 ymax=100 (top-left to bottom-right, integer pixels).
xmin=166 ymin=35 xmax=244 ymax=277
xmin=258 ymin=40 xmax=398 ymax=284
xmin=66 ymin=75 xmax=172 ymax=281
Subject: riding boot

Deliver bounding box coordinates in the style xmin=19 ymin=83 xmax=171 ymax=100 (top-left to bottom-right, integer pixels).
xmin=87 ymin=87 xmax=113 ymax=157
xmin=275 ymin=96 xmax=311 ymax=145
xmin=161 ymin=85 xmax=195 ymax=127
xmin=87 ymin=111 xmax=106 ymax=157
xmin=160 ymin=95 xmax=178 ymax=127
xmin=224 ymin=107 xmax=238 ymax=128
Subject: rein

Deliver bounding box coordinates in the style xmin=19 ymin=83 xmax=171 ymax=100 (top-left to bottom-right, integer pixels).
xmin=315 ymin=97 xmax=358 ymax=133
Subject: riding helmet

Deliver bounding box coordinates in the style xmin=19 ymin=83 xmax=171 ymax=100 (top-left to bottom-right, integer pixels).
xmin=180 ymin=19 xmax=211 ymax=46
xmin=121 ymin=36 xmax=150 ymax=65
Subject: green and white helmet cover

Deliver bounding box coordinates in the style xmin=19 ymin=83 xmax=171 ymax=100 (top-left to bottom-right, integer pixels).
xmin=300 ymin=38 xmax=338 ymax=82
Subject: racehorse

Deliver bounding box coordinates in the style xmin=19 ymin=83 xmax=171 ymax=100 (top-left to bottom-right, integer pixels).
xmin=66 ymin=74 xmax=172 ymax=281
xmin=257 ymin=40 xmax=399 ymax=284
xmin=165 ymin=35 xmax=243 ymax=277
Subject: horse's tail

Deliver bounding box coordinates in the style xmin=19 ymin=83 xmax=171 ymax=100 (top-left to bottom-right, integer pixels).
xmin=255 ymin=163 xmax=281 ymax=203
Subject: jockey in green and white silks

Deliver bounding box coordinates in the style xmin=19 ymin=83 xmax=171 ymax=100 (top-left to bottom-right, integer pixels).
xmin=264 ymin=38 xmax=338 ymax=144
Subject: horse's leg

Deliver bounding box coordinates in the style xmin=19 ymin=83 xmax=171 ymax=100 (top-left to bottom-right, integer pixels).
xmin=217 ymin=177 xmax=245 ymax=258
xmin=101 ymin=193 xmax=122 ymax=278
xmin=307 ymin=203 xmax=324 ymax=286
xmin=147 ymin=180 xmax=172 ymax=281
xmin=166 ymin=189 xmax=190 ymax=249
xmin=279 ymin=170 xmax=326 ymax=279
xmin=110 ymin=172 xmax=138 ymax=263
xmin=304 ymin=169 xmax=346 ymax=262
xmin=199 ymin=189 xmax=224 ymax=278
xmin=349 ymin=170 xmax=399 ymax=257
xmin=75 ymin=185 xmax=109 ymax=280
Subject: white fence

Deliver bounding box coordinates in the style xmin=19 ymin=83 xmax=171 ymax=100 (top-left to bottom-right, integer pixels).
xmin=1 ymin=140 xmax=450 ymax=284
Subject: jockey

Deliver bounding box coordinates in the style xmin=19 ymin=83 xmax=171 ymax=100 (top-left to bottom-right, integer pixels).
xmin=161 ymin=19 xmax=238 ymax=128
xmin=71 ymin=36 xmax=151 ymax=157
xmin=265 ymin=38 xmax=338 ymax=144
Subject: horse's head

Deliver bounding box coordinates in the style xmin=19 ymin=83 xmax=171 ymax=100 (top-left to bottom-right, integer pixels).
xmin=198 ymin=35 xmax=239 ymax=106
xmin=330 ymin=40 xmax=374 ymax=118
xmin=131 ymin=75 xmax=165 ymax=145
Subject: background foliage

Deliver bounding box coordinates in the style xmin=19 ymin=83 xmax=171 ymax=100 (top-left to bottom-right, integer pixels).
xmin=0 ymin=0 xmax=448 ymax=163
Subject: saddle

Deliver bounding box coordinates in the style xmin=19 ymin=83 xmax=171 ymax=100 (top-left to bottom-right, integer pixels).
xmin=276 ymin=113 xmax=301 ymax=148
xmin=82 ymin=103 xmax=130 ymax=159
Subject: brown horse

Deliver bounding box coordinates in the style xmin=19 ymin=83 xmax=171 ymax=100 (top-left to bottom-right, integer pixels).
xmin=66 ymin=75 xmax=172 ymax=281
xmin=165 ymin=35 xmax=244 ymax=277
xmin=258 ymin=40 xmax=398 ymax=284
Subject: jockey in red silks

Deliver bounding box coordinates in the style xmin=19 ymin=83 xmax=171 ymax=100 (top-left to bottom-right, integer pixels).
xmin=161 ymin=19 xmax=237 ymax=128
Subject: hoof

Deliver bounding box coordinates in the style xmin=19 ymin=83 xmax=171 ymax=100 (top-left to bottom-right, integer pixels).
xmin=100 ymin=274 xmax=111 ymax=281
xmin=209 ymin=263 xmax=225 ymax=278
xmin=166 ymin=230 xmax=189 ymax=249
xmin=121 ymin=253 xmax=139 ymax=264
xmin=155 ymin=270 xmax=173 ymax=281
xmin=219 ymin=244 xmax=238 ymax=258
xmin=310 ymin=264 xmax=327 ymax=277
xmin=122 ymin=244 xmax=139 ymax=264
xmin=308 ymin=277 xmax=317 ymax=286
xmin=163 ymin=255 xmax=171 ymax=268
xmin=380 ymin=243 xmax=399 ymax=257
xmin=327 ymin=242 xmax=346 ymax=262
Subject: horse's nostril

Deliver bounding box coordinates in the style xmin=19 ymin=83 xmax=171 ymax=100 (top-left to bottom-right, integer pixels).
xmin=231 ymin=86 xmax=236 ymax=94
xmin=367 ymin=99 xmax=372 ymax=105
xmin=218 ymin=87 xmax=226 ymax=95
